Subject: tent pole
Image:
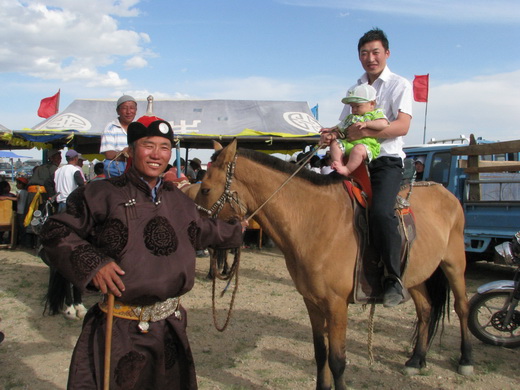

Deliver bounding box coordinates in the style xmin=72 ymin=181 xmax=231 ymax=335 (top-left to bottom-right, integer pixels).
xmin=184 ymin=149 xmax=189 ymax=176
xmin=175 ymin=142 xmax=181 ymax=178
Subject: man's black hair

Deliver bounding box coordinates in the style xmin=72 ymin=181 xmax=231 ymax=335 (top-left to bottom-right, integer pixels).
xmin=94 ymin=162 xmax=104 ymax=175
xmin=173 ymin=158 xmax=186 ymax=167
xmin=358 ymin=28 xmax=389 ymax=52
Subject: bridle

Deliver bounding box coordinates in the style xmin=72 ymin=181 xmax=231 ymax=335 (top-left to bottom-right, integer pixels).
xmin=195 ymin=156 xmax=246 ymax=219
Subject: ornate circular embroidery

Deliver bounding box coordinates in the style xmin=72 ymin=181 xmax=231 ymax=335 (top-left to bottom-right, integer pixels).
xmin=98 ymin=218 xmax=128 ymax=260
xmin=144 ymin=216 xmax=178 ymax=256
xmin=70 ymin=244 xmax=105 ymax=281
xmin=40 ymin=219 xmax=71 ymax=246
xmin=115 ymin=350 xmax=146 ymax=388
xmin=65 ymin=186 xmax=86 ymax=218
xmin=187 ymin=220 xmax=198 ymax=249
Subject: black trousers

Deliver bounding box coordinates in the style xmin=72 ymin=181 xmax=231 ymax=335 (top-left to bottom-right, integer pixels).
xmin=368 ymin=156 xmax=404 ymax=279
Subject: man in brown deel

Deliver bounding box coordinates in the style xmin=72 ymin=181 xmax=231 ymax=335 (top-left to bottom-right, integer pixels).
xmin=41 ymin=114 xmax=246 ymax=389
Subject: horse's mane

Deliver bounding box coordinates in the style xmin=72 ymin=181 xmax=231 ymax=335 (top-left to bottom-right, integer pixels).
xmin=211 ymin=147 xmax=344 ymax=186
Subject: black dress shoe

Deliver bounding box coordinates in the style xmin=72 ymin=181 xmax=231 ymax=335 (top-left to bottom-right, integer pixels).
xmin=383 ymin=279 xmax=404 ymax=308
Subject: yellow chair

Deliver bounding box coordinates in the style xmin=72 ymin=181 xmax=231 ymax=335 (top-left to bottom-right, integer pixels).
xmin=0 ymin=199 xmax=16 ymax=249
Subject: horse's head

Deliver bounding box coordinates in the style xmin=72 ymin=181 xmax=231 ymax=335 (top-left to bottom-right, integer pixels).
xmin=181 ymin=183 xmax=201 ymax=201
xmin=195 ymin=139 xmax=246 ymax=222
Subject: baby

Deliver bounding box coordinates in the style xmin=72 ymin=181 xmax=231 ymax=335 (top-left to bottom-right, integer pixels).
xmin=325 ymin=84 xmax=389 ymax=177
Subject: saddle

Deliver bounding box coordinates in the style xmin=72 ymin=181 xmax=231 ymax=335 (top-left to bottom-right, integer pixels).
xmin=344 ymin=163 xmax=416 ymax=304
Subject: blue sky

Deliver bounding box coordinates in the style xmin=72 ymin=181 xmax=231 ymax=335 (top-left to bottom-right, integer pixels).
xmin=1 ymin=0 xmax=520 ymax=160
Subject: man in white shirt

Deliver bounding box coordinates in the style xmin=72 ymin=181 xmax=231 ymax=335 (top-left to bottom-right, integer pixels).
xmin=100 ymin=95 xmax=137 ymax=177
xmin=327 ymin=28 xmax=413 ymax=307
xmin=54 ymin=149 xmax=85 ymax=213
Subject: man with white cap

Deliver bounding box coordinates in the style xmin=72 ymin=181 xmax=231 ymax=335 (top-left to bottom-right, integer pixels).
xmin=100 ymin=95 xmax=137 ymax=177
xmin=54 ymin=149 xmax=85 ymax=213
xmin=326 ymin=83 xmax=389 ymax=177
xmin=414 ymin=156 xmax=426 ymax=181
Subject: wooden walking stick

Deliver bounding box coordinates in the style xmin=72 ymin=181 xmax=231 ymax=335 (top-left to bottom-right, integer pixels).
xmin=103 ymin=293 xmax=115 ymax=390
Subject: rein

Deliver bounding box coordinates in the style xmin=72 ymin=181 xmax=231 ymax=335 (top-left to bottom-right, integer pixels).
xmin=105 ymin=151 xmax=127 ymax=178
xmin=210 ymin=248 xmax=240 ymax=332
xmin=246 ymin=144 xmax=322 ymax=222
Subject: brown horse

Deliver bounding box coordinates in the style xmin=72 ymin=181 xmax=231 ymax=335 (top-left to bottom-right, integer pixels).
xmin=195 ymin=140 xmax=473 ymax=390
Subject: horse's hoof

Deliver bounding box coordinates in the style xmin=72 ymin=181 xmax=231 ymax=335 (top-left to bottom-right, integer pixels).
xmin=458 ymin=365 xmax=474 ymax=376
xmin=403 ymin=366 xmax=421 ymax=376
xmin=62 ymin=305 xmax=78 ymax=320
xmin=74 ymin=304 xmax=88 ymax=320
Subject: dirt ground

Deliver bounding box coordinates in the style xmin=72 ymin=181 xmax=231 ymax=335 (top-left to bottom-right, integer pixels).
xmin=0 ymin=246 xmax=518 ymax=390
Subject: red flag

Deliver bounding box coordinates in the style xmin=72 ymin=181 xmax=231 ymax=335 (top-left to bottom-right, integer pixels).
xmin=37 ymin=90 xmax=60 ymax=118
xmin=413 ymin=75 xmax=429 ymax=102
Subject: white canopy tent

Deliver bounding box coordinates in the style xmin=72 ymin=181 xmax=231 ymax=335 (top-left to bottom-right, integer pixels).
xmin=24 ymin=98 xmax=322 ymax=154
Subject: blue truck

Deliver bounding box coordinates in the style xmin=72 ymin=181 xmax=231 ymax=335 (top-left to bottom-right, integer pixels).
xmin=403 ymin=135 xmax=520 ymax=261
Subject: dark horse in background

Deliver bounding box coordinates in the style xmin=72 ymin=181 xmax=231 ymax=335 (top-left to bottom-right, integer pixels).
xmin=195 ymin=140 xmax=473 ymax=390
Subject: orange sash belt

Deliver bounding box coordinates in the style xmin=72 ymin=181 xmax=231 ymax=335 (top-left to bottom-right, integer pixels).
xmin=24 ymin=185 xmax=47 ymax=227
xmin=99 ymin=296 xmax=182 ymax=333
xmin=27 ymin=185 xmax=46 ymax=193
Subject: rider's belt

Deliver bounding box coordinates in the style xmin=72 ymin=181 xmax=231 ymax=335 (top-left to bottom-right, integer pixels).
xmin=27 ymin=185 xmax=46 ymax=193
xmin=99 ymin=296 xmax=182 ymax=333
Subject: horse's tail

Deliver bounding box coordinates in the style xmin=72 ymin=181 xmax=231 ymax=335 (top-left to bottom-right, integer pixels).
xmin=413 ymin=266 xmax=451 ymax=348
xmin=43 ymin=268 xmax=69 ymax=316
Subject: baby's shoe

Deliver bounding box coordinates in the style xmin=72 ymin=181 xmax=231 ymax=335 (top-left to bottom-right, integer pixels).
xmin=62 ymin=305 xmax=77 ymax=320
xmin=74 ymin=304 xmax=88 ymax=319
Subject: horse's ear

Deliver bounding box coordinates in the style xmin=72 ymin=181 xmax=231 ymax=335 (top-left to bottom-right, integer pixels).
xmin=213 ymin=141 xmax=223 ymax=151
xmin=215 ymin=139 xmax=237 ymax=165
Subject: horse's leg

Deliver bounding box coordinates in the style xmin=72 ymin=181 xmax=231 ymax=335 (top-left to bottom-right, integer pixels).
xmin=405 ymin=284 xmax=431 ymax=375
xmin=327 ymin=300 xmax=349 ymax=390
xmin=206 ymin=248 xmax=217 ymax=280
xmin=221 ymin=250 xmax=230 ymax=275
xmin=303 ymin=298 xmax=332 ymax=390
xmin=440 ymin=261 xmax=474 ymax=375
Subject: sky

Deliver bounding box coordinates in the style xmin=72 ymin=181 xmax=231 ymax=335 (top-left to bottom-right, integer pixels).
xmin=1 ymin=0 xmax=520 ymax=161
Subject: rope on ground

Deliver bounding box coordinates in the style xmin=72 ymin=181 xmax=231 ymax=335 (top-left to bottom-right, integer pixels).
xmin=367 ymin=302 xmax=376 ymax=365
xmin=211 ymin=248 xmax=241 ymax=332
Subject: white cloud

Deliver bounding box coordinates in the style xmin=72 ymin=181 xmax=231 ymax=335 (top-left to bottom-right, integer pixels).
xmin=0 ymin=0 xmax=150 ymax=85
xmin=278 ymin=0 xmax=520 ymax=23
xmin=87 ymin=71 xmax=128 ymax=87
xmin=125 ymin=56 xmax=148 ymax=69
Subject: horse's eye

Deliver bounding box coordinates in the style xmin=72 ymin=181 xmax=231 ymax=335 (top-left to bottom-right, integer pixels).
xmin=201 ymin=188 xmax=210 ymax=195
